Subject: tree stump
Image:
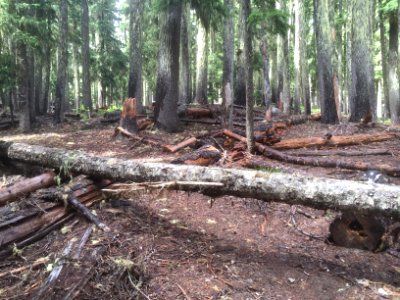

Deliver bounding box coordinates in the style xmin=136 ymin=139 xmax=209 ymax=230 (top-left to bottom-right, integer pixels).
xmin=120 ymin=98 xmax=137 ymax=133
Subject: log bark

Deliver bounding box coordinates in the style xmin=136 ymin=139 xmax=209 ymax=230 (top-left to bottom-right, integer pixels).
xmin=223 ymin=130 xmax=400 ymax=176
xmin=1 ymin=141 xmax=400 ymax=217
xmin=272 ymin=132 xmax=396 ymax=150
xmin=0 ymin=171 xmax=56 ymax=206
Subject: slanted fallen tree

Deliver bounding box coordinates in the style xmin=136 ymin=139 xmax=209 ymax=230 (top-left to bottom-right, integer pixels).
xmin=0 ymin=140 xmax=399 ymax=217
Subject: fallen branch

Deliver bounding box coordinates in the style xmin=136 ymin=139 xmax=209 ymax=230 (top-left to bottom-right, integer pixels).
xmin=1 ymin=141 xmax=400 ymax=217
xmin=223 ymin=129 xmax=400 ymax=177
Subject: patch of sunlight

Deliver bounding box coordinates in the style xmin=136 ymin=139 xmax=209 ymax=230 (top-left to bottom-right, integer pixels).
xmin=2 ymin=132 xmax=65 ymax=142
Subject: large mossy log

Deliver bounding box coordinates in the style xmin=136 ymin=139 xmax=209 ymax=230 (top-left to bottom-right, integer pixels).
xmin=0 ymin=141 xmax=399 ymax=217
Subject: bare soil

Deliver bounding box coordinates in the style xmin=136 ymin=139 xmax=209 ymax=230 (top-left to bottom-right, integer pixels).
xmin=0 ymin=115 xmax=399 ymax=300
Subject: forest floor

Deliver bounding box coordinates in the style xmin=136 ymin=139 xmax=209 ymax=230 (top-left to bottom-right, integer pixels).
xmin=0 ymin=113 xmax=400 ymax=300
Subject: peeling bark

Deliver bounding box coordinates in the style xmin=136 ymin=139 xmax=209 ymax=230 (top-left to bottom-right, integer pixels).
xmin=0 ymin=141 xmax=400 ymax=217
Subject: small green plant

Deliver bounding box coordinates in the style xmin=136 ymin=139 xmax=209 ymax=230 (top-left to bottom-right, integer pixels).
xmin=55 ymin=154 xmax=76 ymax=185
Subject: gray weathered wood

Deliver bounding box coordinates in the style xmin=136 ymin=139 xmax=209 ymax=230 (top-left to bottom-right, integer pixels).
xmin=0 ymin=141 xmax=399 ymax=217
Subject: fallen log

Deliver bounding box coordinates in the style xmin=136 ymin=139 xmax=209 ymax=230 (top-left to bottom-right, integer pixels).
xmin=171 ymin=145 xmax=222 ymax=166
xmin=1 ymin=141 xmax=400 ymax=217
xmin=285 ymin=149 xmax=391 ymax=157
xmin=183 ymin=107 xmax=213 ymax=118
xmin=163 ymin=137 xmax=198 ymax=153
xmin=272 ymin=132 xmax=396 ymax=150
xmin=0 ymin=171 xmax=56 ymax=206
xmin=114 ymin=126 xmax=161 ymax=147
xmin=223 ymin=130 xmax=400 ymax=176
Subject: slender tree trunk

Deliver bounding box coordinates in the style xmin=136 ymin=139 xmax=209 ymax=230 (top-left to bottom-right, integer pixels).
xmin=378 ymin=0 xmax=390 ymax=118
xmin=349 ymin=0 xmax=375 ymax=122
xmin=243 ymin=0 xmax=254 ymax=153
xmin=314 ymin=0 xmax=338 ymax=124
xmin=179 ymin=3 xmax=190 ymax=112
xmin=235 ymin=6 xmax=246 ymax=106
xmin=388 ymin=12 xmax=400 ymax=124
xmin=195 ymin=23 xmax=209 ymax=105
xmin=81 ymin=0 xmax=92 ymax=113
xmin=299 ymin=0 xmax=311 ymax=115
xmin=277 ymin=0 xmax=291 ymax=114
xmin=34 ymin=55 xmax=43 ymax=115
xmin=154 ymin=2 xmax=182 ymax=132
xmin=27 ymin=49 xmax=35 ymax=124
xmin=260 ymin=36 xmax=271 ymax=112
xmin=73 ymin=40 xmax=80 ymax=112
xmin=54 ymin=0 xmax=68 ymax=124
xmin=128 ymin=0 xmax=143 ymax=113
xmin=294 ymin=0 xmax=302 ymax=114
xmin=223 ymin=0 xmax=234 ymax=130
xmin=17 ymin=41 xmax=30 ymax=132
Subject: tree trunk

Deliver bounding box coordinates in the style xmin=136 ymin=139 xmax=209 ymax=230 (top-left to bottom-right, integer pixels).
xmin=34 ymin=55 xmax=43 ymax=115
xmin=154 ymin=2 xmax=182 ymax=132
xmin=1 ymin=141 xmax=400 ymax=217
xmin=294 ymin=0 xmax=302 ymax=114
xmin=260 ymin=36 xmax=271 ymax=114
xmin=388 ymin=12 xmax=400 ymax=124
xmin=278 ymin=0 xmax=291 ymax=114
xmin=128 ymin=0 xmax=143 ymax=113
xmin=349 ymin=0 xmax=375 ymax=122
xmin=73 ymin=39 xmax=80 ymax=112
xmin=235 ymin=5 xmax=246 ymax=106
xmin=314 ymin=0 xmax=338 ymax=124
xmin=223 ymin=0 xmax=234 ymax=130
xmin=54 ymin=0 xmax=68 ymax=124
xmin=178 ymin=3 xmax=190 ymax=112
xmin=81 ymin=0 xmax=92 ymax=113
xmin=378 ymin=0 xmax=390 ymax=118
xmin=195 ymin=23 xmax=209 ymax=106
xmin=243 ymin=0 xmax=254 ymax=153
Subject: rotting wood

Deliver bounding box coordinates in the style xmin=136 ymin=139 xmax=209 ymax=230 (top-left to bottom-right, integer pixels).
xmin=1 ymin=141 xmax=400 ymax=217
xmin=171 ymin=144 xmax=222 ymax=166
xmin=0 ymin=171 xmax=56 ymax=206
xmin=163 ymin=137 xmax=198 ymax=153
xmin=223 ymin=130 xmax=400 ymax=176
xmin=272 ymin=132 xmax=396 ymax=150
xmin=285 ymin=149 xmax=391 ymax=157
xmin=0 ymin=178 xmax=110 ymax=251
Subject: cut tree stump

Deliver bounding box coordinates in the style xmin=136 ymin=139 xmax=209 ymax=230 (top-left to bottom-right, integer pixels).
xmin=120 ymin=98 xmax=138 ymax=133
xmin=1 ymin=141 xmax=400 ymax=217
xmin=223 ymin=129 xmax=400 ymax=176
xmin=0 ymin=171 xmax=56 ymax=206
xmin=272 ymin=132 xmax=396 ymax=150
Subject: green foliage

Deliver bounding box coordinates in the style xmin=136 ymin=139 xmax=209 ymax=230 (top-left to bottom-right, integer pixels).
xmin=249 ymin=0 xmax=290 ymax=36
xmin=0 ymin=53 xmax=16 ymax=91
xmin=380 ymin=0 xmax=398 ymax=15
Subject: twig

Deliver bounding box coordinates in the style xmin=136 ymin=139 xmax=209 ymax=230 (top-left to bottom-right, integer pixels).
xmin=176 ymin=283 xmax=192 ymax=300
xmin=0 ymin=257 xmax=49 ymax=279
xmin=128 ymin=271 xmax=152 ymax=300
xmin=72 ymin=225 xmax=93 ymax=260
